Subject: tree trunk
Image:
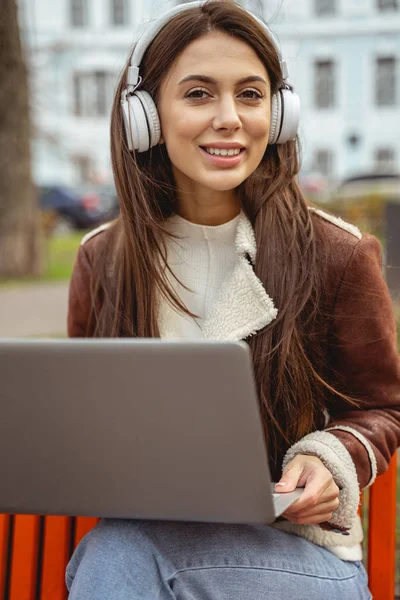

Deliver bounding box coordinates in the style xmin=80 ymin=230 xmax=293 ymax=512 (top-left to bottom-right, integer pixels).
xmin=0 ymin=0 xmax=43 ymax=277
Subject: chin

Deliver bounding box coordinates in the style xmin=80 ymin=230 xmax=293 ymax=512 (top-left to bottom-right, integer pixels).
xmin=209 ymin=183 xmax=243 ymax=192
xmin=203 ymin=174 xmax=249 ymax=191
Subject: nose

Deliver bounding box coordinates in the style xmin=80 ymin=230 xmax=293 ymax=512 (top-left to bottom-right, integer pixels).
xmin=212 ymin=96 xmax=242 ymax=132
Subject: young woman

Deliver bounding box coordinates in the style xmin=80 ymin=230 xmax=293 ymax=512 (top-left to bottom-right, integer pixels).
xmin=66 ymin=1 xmax=400 ymax=598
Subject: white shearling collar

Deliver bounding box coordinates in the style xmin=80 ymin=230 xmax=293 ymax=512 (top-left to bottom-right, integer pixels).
xmin=235 ymin=210 xmax=257 ymax=262
xmin=158 ymin=206 xmax=362 ymax=341
xmin=158 ymin=211 xmax=278 ymax=341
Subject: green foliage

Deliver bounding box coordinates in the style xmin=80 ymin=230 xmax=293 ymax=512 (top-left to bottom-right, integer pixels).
xmin=0 ymin=231 xmax=85 ymax=286
xmin=315 ymin=191 xmax=391 ymax=240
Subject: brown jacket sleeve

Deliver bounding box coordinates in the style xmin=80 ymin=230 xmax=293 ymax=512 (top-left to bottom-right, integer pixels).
xmin=282 ymin=231 xmax=400 ymax=531
xmin=67 ymin=244 xmax=93 ymax=338
xmin=324 ymin=233 xmax=400 ymax=489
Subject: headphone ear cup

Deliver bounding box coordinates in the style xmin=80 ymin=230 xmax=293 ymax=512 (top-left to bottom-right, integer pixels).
xmin=135 ymin=91 xmax=161 ymax=149
xmin=121 ymin=92 xmax=149 ymax=152
xmin=121 ymin=90 xmax=161 ymax=152
xmin=121 ymin=92 xmax=134 ymax=151
xmin=276 ymin=88 xmax=300 ymax=144
xmin=269 ymin=88 xmax=301 ymax=145
xmin=269 ymin=92 xmax=282 ymax=145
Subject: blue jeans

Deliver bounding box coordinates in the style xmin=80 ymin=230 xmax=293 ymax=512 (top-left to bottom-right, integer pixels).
xmin=66 ymin=519 xmax=371 ymax=599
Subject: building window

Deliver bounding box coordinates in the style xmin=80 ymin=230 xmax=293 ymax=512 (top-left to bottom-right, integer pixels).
xmin=375 ymin=148 xmax=396 ymax=172
xmin=315 ymin=0 xmax=336 ymax=16
xmin=314 ymin=60 xmax=335 ymax=108
xmin=377 ymin=0 xmax=398 ymax=11
xmin=72 ymin=154 xmax=92 ymax=183
xmin=71 ymin=0 xmax=88 ymax=27
xmin=376 ymin=56 xmax=397 ymax=106
xmin=94 ymin=72 xmax=107 ymax=116
xmin=312 ymin=149 xmax=334 ymax=176
xmin=73 ymin=73 xmax=82 ymax=116
xmin=111 ymin=0 xmax=128 ymax=25
xmin=73 ymin=71 xmax=116 ymax=117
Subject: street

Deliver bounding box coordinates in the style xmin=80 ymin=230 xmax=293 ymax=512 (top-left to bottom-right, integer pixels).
xmin=0 ymin=281 xmax=69 ymax=338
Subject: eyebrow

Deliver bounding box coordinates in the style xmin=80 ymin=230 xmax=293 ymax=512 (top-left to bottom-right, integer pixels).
xmin=178 ymin=74 xmax=267 ymax=86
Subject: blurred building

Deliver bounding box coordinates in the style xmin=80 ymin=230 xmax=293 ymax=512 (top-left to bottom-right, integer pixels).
xmin=19 ymin=0 xmax=400 ymax=186
xmin=275 ymin=0 xmax=400 ymax=184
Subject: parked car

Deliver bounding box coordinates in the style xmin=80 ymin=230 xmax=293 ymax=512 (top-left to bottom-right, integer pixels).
xmin=298 ymin=172 xmax=332 ymax=203
xmin=334 ymin=171 xmax=400 ymax=201
xmin=39 ymin=185 xmax=119 ymax=234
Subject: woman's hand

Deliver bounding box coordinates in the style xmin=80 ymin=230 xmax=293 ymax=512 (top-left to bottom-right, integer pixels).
xmin=275 ymin=454 xmax=340 ymax=525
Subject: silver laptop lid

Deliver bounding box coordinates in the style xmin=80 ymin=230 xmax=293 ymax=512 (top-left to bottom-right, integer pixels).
xmin=0 ymin=339 xmax=282 ymax=523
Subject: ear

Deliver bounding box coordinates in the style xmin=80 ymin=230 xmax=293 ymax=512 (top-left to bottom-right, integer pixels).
xmin=159 ymin=134 xmax=165 ymax=145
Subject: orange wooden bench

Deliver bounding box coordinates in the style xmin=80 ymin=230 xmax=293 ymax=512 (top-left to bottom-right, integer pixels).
xmin=0 ymin=453 xmax=397 ymax=600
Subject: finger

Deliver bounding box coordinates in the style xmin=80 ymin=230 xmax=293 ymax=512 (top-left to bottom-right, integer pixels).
xmin=284 ymin=485 xmax=340 ymax=516
xmin=319 ymin=484 xmax=340 ymax=503
xmin=275 ymin=460 xmax=304 ymax=493
xmin=287 ymin=470 xmax=332 ymax=512
xmin=283 ymin=497 xmax=340 ymax=520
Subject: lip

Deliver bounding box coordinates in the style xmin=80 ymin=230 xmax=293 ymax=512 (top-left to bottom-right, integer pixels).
xmin=200 ymin=146 xmax=245 ymax=168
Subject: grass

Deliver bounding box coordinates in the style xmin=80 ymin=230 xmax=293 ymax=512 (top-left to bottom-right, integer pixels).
xmin=0 ymin=231 xmax=86 ymax=288
xmin=44 ymin=231 xmax=85 ymax=280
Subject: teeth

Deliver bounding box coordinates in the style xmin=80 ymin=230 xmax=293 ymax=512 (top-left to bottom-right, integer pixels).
xmin=204 ymin=147 xmax=242 ymax=156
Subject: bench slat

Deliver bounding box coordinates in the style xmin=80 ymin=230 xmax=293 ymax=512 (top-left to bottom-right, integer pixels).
xmin=9 ymin=514 xmax=40 ymax=600
xmin=368 ymin=453 xmax=397 ymax=600
xmin=0 ymin=452 xmax=397 ymax=599
xmin=0 ymin=514 xmax=11 ymax=598
xmin=40 ymin=516 xmax=72 ymax=600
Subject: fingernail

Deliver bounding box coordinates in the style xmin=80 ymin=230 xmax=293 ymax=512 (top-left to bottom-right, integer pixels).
xmin=275 ymin=482 xmax=287 ymax=487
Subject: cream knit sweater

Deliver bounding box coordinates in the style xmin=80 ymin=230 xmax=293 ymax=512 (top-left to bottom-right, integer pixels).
xmin=161 ymin=211 xmax=362 ymax=562
xmin=162 ymin=212 xmax=241 ymax=337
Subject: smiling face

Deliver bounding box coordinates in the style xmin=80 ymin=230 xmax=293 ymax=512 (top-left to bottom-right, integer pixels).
xmin=157 ymin=31 xmax=271 ymax=216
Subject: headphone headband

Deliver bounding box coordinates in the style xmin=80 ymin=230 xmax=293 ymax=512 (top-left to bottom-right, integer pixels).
xmin=121 ymin=1 xmax=300 ymax=151
xmin=126 ymin=0 xmax=289 ymax=91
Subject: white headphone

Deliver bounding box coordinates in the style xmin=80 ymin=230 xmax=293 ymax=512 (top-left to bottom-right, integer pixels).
xmin=121 ymin=1 xmax=300 ymax=153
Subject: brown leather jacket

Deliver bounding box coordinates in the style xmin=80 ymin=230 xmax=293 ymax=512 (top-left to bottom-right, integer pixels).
xmin=68 ymin=210 xmax=400 ymax=520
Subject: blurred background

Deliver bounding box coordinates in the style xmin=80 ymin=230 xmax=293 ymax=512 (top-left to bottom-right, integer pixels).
xmin=1 ymin=0 xmax=399 ymax=316
xmin=18 ymin=0 xmax=400 ymax=187
xmin=0 ymin=0 xmax=399 ymax=337
xmin=0 ymin=0 xmax=399 ymax=592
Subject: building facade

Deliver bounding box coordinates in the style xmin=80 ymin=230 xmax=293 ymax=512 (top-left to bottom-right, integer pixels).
xmin=276 ymin=0 xmax=400 ymax=180
xmin=19 ymin=0 xmax=400 ymax=185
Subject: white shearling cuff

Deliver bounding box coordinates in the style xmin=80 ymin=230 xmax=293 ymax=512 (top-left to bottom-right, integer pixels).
xmin=272 ymin=514 xmax=364 ymax=552
xmin=282 ymin=430 xmax=360 ymax=529
xmin=325 ymin=425 xmax=378 ymax=487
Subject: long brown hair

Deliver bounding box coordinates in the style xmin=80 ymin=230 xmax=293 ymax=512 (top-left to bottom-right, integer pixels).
xmin=90 ymin=0 xmax=333 ymax=468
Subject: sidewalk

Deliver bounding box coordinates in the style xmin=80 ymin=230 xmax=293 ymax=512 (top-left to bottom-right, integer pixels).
xmin=0 ymin=281 xmax=69 ymax=338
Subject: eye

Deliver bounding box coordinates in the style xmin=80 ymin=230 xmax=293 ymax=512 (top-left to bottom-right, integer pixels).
xmin=185 ymin=87 xmax=210 ymax=100
xmin=239 ymin=88 xmax=264 ymax=100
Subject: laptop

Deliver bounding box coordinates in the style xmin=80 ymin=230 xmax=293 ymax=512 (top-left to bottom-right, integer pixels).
xmin=0 ymin=339 xmax=301 ymax=523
